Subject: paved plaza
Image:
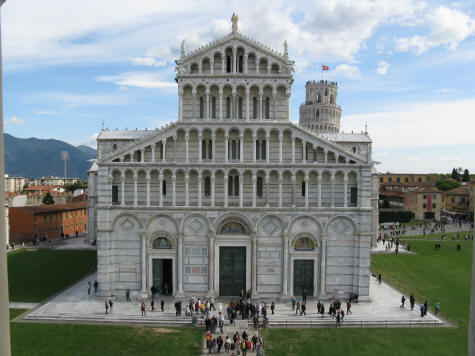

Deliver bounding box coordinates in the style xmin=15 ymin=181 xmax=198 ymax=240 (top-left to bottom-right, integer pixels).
xmin=18 ymin=272 xmax=447 ymax=329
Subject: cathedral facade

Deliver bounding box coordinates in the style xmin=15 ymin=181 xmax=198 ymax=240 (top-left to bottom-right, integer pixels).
xmin=88 ymin=16 xmax=378 ymax=300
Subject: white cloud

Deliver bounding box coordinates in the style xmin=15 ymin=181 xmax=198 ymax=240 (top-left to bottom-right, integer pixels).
xmin=29 ymin=92 xmax=131 ymax=108
xmin=407 ymin=157 xmax=421 ymax=162
xmin=331 ymin=64 xmax=361 ymax=78
xmin=131 ymin=57 xmax=166 ymax=67
xmin=395 ymin=6 xmax=475 ymax=54
xmin=4 ymin=116 xmax=25 ymax=125
xmin=432 ymin=88 xmax=459 ymax=93
xmin=96 ymin=72 xmax=176 ymax=90
xmin=437 ymin=156 xmax=460 ymax=161
xmin=376 ymin=60 xmax=389 ymax=75
xmin=35 ymin=110 xmax=60 ymax=115
xmin=342 ymin=98 xmax=475 ymax=149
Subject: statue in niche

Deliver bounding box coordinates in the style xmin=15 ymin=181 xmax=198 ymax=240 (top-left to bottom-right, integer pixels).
xmin=231 ymin=13 xmax=239 ymax=33
xmin=294 ymin=237 xmax=315 ymax=251
xmin=152 ymin=236 xmax=172 ymax=249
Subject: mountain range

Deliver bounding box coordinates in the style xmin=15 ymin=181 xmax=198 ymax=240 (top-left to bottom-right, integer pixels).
xmin=4 ymin=134 xmax=97 ymax=180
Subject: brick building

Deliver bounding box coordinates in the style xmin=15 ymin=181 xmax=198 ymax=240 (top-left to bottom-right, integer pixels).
xmin=9 ymin=201 xmax=88 ymax=243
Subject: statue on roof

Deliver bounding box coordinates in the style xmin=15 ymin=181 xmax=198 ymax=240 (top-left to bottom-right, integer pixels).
xmin=181 ymin=39 xmax=186 ymax=57
xmin=231 ymin=13 xmax=239 ymax=33
xmin=283 ymin=40 xmax=288 ymax=57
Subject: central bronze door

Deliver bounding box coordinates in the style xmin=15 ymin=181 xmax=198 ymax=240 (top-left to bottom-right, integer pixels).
xmin=219 ymin=247 xmax=246 ymax=296
xmin=293 ymin=259 xmax=314 ymax=297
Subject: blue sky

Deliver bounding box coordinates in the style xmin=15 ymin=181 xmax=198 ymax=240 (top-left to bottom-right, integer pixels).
xmin=2 ymin=0 xmax=474 ymax=173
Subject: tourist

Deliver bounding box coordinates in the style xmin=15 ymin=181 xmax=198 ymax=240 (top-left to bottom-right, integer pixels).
xmin=88 ymin=281 xmax=91 ymax=295
xmin=94 ymin=280 xmax=99 ymax=295
xmin=210 ymin=297 xmax=216 ymax=311
xmin=219 ymin=302 xmax=223 ymax=313
xmin=301 ymin=302 xmax=306 ymax=316
xmin=420 ymin=304 xmax=424 ymax=317
xmin=161 ymin=299 xmax=165 ymax=312
xmin=457 ymin=244 xmax=461 ymax=253
xmin=141 ymin=302 xmax=147 ymax=316
xmin=217 ymin=336 xmax=224 ymax=353
xmin=125 ymin=288 xmax=131 ymax=302
xmin=256 ymin=340 xmax=263 ymax=356
xmin=291 ymin=296 xmax=296 ymax=311
xmin=151 ymin=299 xmax=155 ymax=312
xmin=303 ymin=289 xmax=307 ymax=304
xmin=295 ymin=300 xmax=301 ymax=315
xmin=108 ymin=299 xmax=113 ymax=314
xmin=378 ymin=273 xmax=382 ymax=284
xmin=270 ymin=301 xmax=275 ymax=315
xmin=105 ymin=300 xmax=109 ymax=314
xmin=320 ymin=303 xmax=325 ymax=318
xmin=346 ymin=300 xmax=352 ymax=314
xmin=219 ymin=312 xmax=225 ymax=333
xmin=423 ymin=301 xmax=428 ymax=316
xmin=410 ymin=295 xmax=415 ymax=311
xmin=225 ymin=335 xmax=231 ymax=353
xmin=400 ymin=295 xmax=406 ymax=309
xmin=435 ymin=301 xmax=440 ymax=314
xmin=240 ymin=339 xmax=248 ymax=356
xmin=252 ymin=334 xmax=258 ymax=351
xmin=336 ymin=312 xmax=341 ymax=327
xmin=341 ymin=309 xmax=345 ymax=322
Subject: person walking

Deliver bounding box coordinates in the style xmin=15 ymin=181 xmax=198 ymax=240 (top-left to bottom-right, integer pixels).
xmin=400 ymin=295 xmax=406 ymax=309
xmin=435 ymin=301 xmax=440 ymax=314
xmin=423 ymin=301 xmax=428 ymax=316
xmin=291 ymin=296 xmax=296 ymax=311
xmin=94 ymin=280 xmax=99 ymax=295
xmin=270 ymin=301 xmax=275 ymax=315
xmin=301 ymin=302 xmax=307 ymax=316
xmin=151 ymin=299 xmax=156 ymax=312
xmin=295 ymin=301 xmax=301 ymax=315
xmin=88 ymin=281 xmax=91 ymax=295
xmin=104 ymin=300 xmax=109 ymax=314
xmin=108 ymin=299 xmax=113 ymax=314
xmin=125 ymin=288 xmax=130 ymax=302
xmin=240 ymin=339 xmax=247 ymax=356
xmin=420 ymin=303 xmax=424 ymax=317
xmin=336 ymin=312 xmax=341 ymax=327
xmin=378 ymin=273 xmax=382 ymax=284
xmin=161 ymin=299 xmax=165 ymax=312
xmin=210 ymin=297 xmax=216 ymax=311
xmin=346 ymin=300 xmax=352 ymax=314
xmin=141 ymin=302 xmax=147 ymax=317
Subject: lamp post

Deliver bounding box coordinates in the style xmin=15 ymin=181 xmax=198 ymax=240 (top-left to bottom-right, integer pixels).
xmin=0 ymin=1 xmax=12 ymax=355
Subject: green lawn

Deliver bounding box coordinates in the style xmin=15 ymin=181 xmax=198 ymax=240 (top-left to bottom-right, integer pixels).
xmin=10 ymin=323 xmax=202 ymax=356
xmin=264 ymin=240 xmax=473 ymax=356
xmin=8 ymin=249 xmax=97 ymax=302
xmin=9 ymin=309 xmax=26 ymax=320
xmin=400 ymin=231 xmax=471 ymax=241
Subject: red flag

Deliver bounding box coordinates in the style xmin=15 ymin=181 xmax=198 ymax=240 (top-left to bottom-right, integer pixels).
xmin=322 ymin=65 xmax=329 ymax=71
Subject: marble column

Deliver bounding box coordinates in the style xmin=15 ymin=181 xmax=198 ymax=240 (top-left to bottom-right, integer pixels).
xmin=256 ymin=57 xmax=260 ymax=74
xmin=291 ymin=174 xmax=296 ymax=207
xmin=210 ymin=173 xmax=215 ymax=207
xmin=208 ymin=232 xmax=215 ymax=295
xmin=141 ymin=149 xmax=145 ymax=163
xmin=232 ymin=48 xmax=237 ymax=74
xmin=159 ymin=174 xmax=164 ymax=207
xmin=133 ymin=173 xmax=138 ymax=206
xmin=331 ymin=174 xmax=335 ymax=208
xmin=172 ymin=172 xmax=176 ymax=206
xmin=146 ymin=173 xmax=151 ymax=207
xmin=162 ymin=140 xmax=167 ymax=162
xmin=266 ymin=132 xmax=270 ymax=163
xmin=120 ymin=174 xmax=125 ymax=206
xmin=278 ymin=175 xmax=283 ymax=207
xmin=245 ymin=88 xmax=250 ymax=121
xmin=259 ymin=93 xmax=263 ymax=121
xmin=304 ymin=174 xmax=309 ymax=207
xmin=221 ymin=56 xmax=225 ymax=74
xmin=239 ymin=133 xmax=244 ymax=162
xmin=244 ymin=54 xmax=248 ymax=74
xmin=317 ymin=174 xmax=322 ymax=207
xmin=239 ymin=172 xmax=243 ymax=208
xmin=184 ymin=172 xmax=189 ymax=206
xmin=320 ymin=239 xmax=327 ymax=296
xmin=265 ymin=174 xmax=270 ymax=207
xmin=178 ymin=88 xmax=183 ymax=121
xmin=219 ymin=88 xmax=223 ymax=121
xmin=197 ymin=173 xmax=202 ymax=207
xmin=282 ymin=233 xmax=289 ymax=295
xmin=141 ymin=232 xmax=147 ymax=293
xmin=205 ymin=90 xmax=210 ymax=120
xmin=252 ymin=132 xmax=257 ymax=162
xmin=224 ymin=172 xmax=228 ymax=207
xmin=185 ymin=133 xmax=189 ymax=163
xmin=210 ymin=60 xmax=214 ymax=75
xmin=279 ymin=132 xmax=283 ymax=162
xmin=211 ymin=133 xmax=216 ymax=161
xmin=344 ymin=175 xmax=348 ymax=207
xmin=252 ymin=235 xmax=258 ymax=295
xmin=198 ymin=133 xmax=202 ymax=162
xmin=324 ymin=149 xmax=328 ymax=164
xmin=302 ymin=141 xmax=306 ymax=163
xmin=286 ymin=89 xmax=291 ymax=120
xmin=252 ymin=174 xmax=257 ymax=207
xmin=291 ymin=135 xmax=295 ymax=163
xmin=151 ymin=144 xmax=156 ymax=162
xmin=192 ymin=89 xmax=197 ymax=120
xmin=177 ymin=233 xmax=183 ymax=295
xmin=272 ymin=90 xmax=277 ymax=120
xmin=224 ymin=133 xmax=229 ymax=162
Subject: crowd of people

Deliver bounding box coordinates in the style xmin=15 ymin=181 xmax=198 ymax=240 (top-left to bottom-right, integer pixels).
xmin=205 ymin=330 xmax=264 ymax=355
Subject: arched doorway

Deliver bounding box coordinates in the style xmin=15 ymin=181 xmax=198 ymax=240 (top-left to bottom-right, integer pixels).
xmin=151 ymin=234 xmax=174 ymax=296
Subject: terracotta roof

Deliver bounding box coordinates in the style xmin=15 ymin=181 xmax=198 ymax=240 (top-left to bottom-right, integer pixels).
xmin=24 ymin=185 xmax=62 ymax=191
xmin=378 ymin=190 xmax=405 ymax=197
xmin=10 ymin=201 xmax=87 ymax=214
xmin=443 ymin=186 xmax=470 ymax=196
xmin=380 ymin=182 xmax=434 ymax=187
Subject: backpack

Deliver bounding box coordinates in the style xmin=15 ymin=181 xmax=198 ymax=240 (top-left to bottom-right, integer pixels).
xmin=241 ymin=341 xmax=247 ymax=350
xmin=247 ymin=341 xmax=252 ymax=349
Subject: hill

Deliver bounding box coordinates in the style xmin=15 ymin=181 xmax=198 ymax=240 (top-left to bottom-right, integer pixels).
xmin=4 ymin=134 xmax=96 ymax=179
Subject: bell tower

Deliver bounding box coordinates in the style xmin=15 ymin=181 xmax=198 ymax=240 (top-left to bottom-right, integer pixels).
xmin=299 ymin=80 xmax=341 ymax=135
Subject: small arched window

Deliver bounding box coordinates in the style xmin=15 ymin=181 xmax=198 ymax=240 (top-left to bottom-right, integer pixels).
xmin=204 ymin=176 xmax=211 ymax=196
xmin=162 ymin=180 xmax=167 ymax=196
xmin=301 ymin=181 xmax=306 ymax=197
xmin=226 ymin=55 xmax=232 ymax=73
xmin=199 ymin=96 xmax=204 ymax=118
xmin=264 ymin=97 xmax=270 ymax=119
xmin=253 ymin=97 xmax=258 ymax=119
xmin=257 ymin=177 xmax=263 ymax=198
xmin=238 ymin=56 xmax=243 ymax=73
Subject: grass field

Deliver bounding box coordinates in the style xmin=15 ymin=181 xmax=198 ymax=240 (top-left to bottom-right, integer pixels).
xmin=399 ymin=231 xmax=472 ymax=241
xmin=10 ymin=322 xmax=203 ymax=356
xmin=263 ymin=240 xmax=473 ymax=356
xmin=8 ymin=249 xmax=97 ymax=302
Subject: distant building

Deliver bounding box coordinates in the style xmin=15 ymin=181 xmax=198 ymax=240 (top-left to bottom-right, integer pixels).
xmin=9 ymin=201 xmax=88 ymax=243
xmin=379 ymin=173 xmax=430 ymax=184
xmin=405 ymin=186 xmax=443 ymax=220
xmin=4 ymin=174 xmax=27 ymax=193
xmin=442 ymin=185 xmax=471 ymax=214
xmin=28 ymin=176 xmax=79 ymax=187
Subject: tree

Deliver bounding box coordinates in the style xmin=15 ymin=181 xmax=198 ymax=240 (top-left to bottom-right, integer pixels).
xmin=451 ymin=168 xmax=459 ymax=181
xmin=42 ymin=192 xmax=55 ymax=205
xmin=435 ymin=179 xmax=460 ymax=191
xmin=462 ymin=169 xmax=470 ymax=182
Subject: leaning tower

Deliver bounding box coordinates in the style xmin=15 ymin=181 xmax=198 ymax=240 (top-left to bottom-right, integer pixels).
xmin=299 ymin=80 xmax=342 ymax=135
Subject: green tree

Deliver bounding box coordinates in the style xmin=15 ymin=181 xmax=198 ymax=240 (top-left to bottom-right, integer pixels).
xmin=451 ymin=168 xmax=459 ymax=181
xmin=435 ymin=179 xmax=460 ymax=191
xmin=64 ymin=181 xmax=87 ymax=193
xmin=462 ymin=169 xmax=470 ymax=182
xmin=42 ymin=192 xmax=55 ymax=205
